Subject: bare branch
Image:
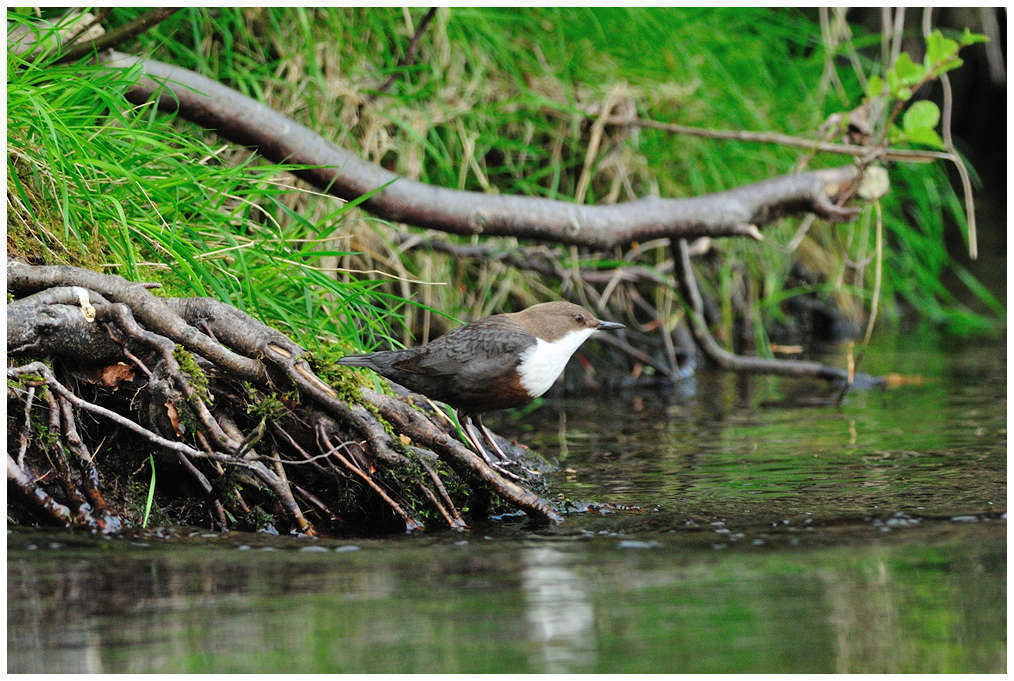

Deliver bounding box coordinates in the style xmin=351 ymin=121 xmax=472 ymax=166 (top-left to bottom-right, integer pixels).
xmin=369 ymin=7 xmax=438 ymax=100
xmin=611 ymin=116 xmax=952 ymax=163
xmin=103 ymin=51 xmax=865 ymax=249
xmin=57 ymin=8 xmax=181 ymax=64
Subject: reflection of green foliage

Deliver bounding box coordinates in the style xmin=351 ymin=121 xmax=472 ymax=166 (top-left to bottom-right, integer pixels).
xmin=16 ymin=531 xmax=1000 ymax=673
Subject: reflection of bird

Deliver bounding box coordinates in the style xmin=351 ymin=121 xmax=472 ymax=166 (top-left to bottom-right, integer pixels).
xmin=337 ymin=301 xmax=624 ymax=467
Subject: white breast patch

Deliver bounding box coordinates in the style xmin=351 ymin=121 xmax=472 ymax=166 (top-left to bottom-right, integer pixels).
xmin=516 ymin=328 xmax=596 ymax=398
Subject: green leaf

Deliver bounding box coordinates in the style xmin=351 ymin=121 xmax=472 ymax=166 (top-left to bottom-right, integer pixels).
xmin=959 ymin=28 xmax=989 ymax=46
xmin=865 ymin=75 xmax=885 ymax=100
xmin=902 ymin=100 xmax=940 ymax=133
xmin=887 ymin=123 xmax=907 ymax=145
xmin=935 ymin=55 xmax=964 ymax=76
xmin=892 ymin=52 xmax=926 ymax=85
xmin=925 ymin=30 xmax=959 ymax=68
xmin=886 ymin=53 xmax=926 ymax=99
xmin=905 ymin=126 xmax=946 ymax=149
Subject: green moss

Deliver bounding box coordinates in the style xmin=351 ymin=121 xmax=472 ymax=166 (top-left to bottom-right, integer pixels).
xmin=173 ymin=345 xmax=212 ymax=404
xmin=242 ymin=506 xmax=276 ymax=531
xmin=310 ymin=344 xmax=397 ymax=437
xmin=244 ymin=384 xmax=287 ymax=421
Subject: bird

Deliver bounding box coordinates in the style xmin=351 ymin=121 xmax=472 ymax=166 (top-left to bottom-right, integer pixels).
xmin=336 ymin=301 xmax=624 ymax=470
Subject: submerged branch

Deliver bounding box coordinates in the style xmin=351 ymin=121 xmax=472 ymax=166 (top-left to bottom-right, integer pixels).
xmin=671 ymin=239 xmax=885 ymax=388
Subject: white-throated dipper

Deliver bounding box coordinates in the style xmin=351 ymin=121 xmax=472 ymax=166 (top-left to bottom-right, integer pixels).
xmin=336 ymin=301 xmax=624 ymax=468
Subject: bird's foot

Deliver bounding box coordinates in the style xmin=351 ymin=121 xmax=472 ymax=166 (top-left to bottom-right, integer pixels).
xmin=491 ymin=461 xmax=525 ymax=481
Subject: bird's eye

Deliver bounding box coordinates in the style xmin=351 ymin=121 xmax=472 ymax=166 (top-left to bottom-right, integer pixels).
xmin=573 ymin=314 xmax=585 ymax=324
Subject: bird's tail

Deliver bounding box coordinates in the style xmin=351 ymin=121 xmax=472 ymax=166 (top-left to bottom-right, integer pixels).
xmin=334 ymin=353 xmax=377 ymax=368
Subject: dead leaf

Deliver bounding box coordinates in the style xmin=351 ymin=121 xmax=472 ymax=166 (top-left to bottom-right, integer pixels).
xmin=165 ymin=401 xmax=183 ymax=437
xmin=883 ymin=373 xmax=925 ymax=388
xmin=770 ymin=344 xmax=804 ymax=354
xmin=100 ymin=362 xmax=135 ymax=389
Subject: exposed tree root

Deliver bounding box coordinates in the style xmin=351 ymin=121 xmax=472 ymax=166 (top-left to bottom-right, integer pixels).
xmin=7 ymin=262 xmax=560 ymax=534
xmin=671 ymin=239 xmax=886 ymax=388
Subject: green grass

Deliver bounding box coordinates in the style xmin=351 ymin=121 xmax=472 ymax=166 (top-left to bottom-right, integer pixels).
xmin=7 ymin=14 xmax=411 ymax=352
xmin=142 ymin=453 xmax=156 ymax=528
xmin=7 ymin=8 xmax=1002 ymax=354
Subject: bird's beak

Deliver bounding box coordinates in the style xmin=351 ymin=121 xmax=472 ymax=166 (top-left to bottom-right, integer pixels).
xmin=596 ymin=320 xmax=625 ymax=331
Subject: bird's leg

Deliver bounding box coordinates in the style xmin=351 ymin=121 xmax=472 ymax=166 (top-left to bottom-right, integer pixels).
xmin=475 ymin=414 xmax=539 ymax=477
xmin=457 ymin=411 xmax=496 ymax=464
xmin=458 ymin=411 xmax=523 ymax=482
xmin=473 ymin=413 xmax=508 ymax=461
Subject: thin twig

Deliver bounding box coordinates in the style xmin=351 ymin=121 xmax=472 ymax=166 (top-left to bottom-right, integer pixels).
xmin=889 ymin=8 xmax=906 ymax=69
xmin=40 ymin=387 xmax=94 ymax=522
xmin=670 ymin=239 xmax=884 ymax=386
xmin=369 ymin=7 xmax=438 ymax=100
xmin=319 ymin=430 xmax=423 ymax=532
xmin=16 ymin=386 xmax=36 ymax=469
xmin=57 ymin=7 xmax=181 ymax=64
xmin=612 ymin=116 xmax=952 ymax=163
xmin=922 ymin=8 xmax=977 ymax=259
xmin=419 ymin=457 xmax=465 ymax=528
xmin=862 ymin=201 xmax=884 ymax=347
xmin=290 ymin=481 xmax=342 ymax=524
xmin=416 ymin=482 xmax=457 ymax=528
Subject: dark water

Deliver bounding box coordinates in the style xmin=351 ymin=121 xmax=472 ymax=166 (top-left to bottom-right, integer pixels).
xmin=7 ymin=333 xmax=1006 ymax=673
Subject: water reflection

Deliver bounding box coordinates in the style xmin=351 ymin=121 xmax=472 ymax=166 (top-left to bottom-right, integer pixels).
xmin=7 ymin=334 xmax=1007 ymax=673
xmin=521 ymin=545 xmax=596 ymax=672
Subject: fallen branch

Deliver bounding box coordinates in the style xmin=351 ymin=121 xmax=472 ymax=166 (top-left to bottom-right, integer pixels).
xmin=57 ymin=8 xmax=180 ymax=64
xmin=102 ymin=50 xmax=864 ymax=249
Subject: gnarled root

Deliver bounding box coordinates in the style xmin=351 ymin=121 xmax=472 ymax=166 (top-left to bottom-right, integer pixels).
xmin=7 ymin=262 xmax=560 ymax=534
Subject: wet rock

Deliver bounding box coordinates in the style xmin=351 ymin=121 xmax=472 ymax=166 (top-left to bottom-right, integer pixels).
xmin=885 ymin=512 xmax=921 ymax=528
xmin=951 ymin=515 xmax=979 ymax=523
xmin=617 ymin=540 xmax=661 ymax=550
